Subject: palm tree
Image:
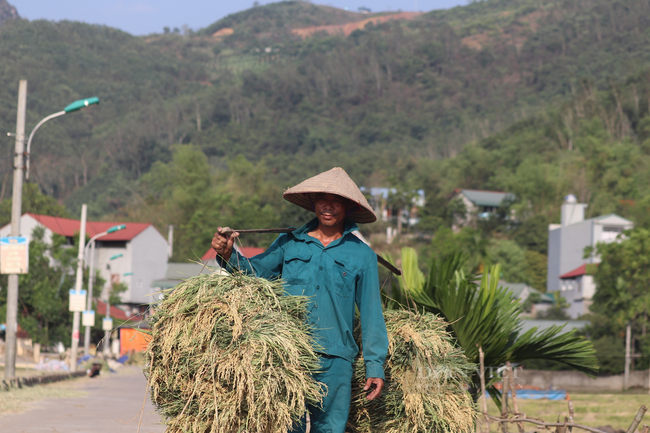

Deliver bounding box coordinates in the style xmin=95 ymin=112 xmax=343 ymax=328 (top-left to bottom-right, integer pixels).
xmin=387 ymin=248 xmax=598 ymax=406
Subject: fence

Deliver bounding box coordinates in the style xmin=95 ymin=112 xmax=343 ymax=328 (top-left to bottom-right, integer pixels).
xmin=518 ymin=369 xmax=650 ymax=392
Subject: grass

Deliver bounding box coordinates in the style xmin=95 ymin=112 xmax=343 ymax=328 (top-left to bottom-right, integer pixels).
xmin=0 ymin=366 xmax=51 ymax=378
xmin=484 ymin=392 xmax=650 ymax=431
xmin=0 ymin=377 xmax=86 ymax=416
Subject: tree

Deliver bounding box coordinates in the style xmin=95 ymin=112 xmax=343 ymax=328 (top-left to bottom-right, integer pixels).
xmin=487 ymin=239 xmax=527 ymax=283
xmin=590 ymin=228 xmax=650 ymax=331
xmin=0 ymin=183 xmax=69 ymax=227
xmin=0 ymin=226 xmax=82 ymax=347
xmin=388 ymin=248 xmax=598 ymax=406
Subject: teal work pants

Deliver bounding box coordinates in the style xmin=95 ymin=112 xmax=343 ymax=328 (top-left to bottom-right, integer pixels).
xmin=291 ymin=354 xmax=354 ymax=433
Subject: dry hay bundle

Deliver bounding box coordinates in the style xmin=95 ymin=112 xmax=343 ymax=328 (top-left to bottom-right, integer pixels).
xmin=349 ymin=309 xmax=477 ymax=433
xmin=146 ymin=272 xmax=323 ymax=433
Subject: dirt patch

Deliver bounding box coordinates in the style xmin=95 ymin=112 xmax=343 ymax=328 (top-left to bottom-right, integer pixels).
xmin=212 ymin=27 xmax=234 ymax=38
xmin=292 ymin=12 xmax=422 ymax=38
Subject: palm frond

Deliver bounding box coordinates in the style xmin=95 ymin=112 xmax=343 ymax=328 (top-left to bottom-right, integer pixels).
xmin=388 ymin=248 xmax=599 ymax=406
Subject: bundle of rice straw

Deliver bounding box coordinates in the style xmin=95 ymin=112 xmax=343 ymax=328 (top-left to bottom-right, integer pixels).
xmin=348 ymin=309 xmax=477 ymax=433
xmin=146 ymin=272 xmax=323 ymax=433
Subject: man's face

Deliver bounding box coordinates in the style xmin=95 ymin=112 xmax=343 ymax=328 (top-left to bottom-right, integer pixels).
xmin=313 ymin=193 xmax=349 ymax=229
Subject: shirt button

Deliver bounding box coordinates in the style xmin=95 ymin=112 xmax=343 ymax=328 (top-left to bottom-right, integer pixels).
xmin=319 ymin=266 xmax=323 ymax=270
xmin=316 ymin=285 xmax=320 ymax=290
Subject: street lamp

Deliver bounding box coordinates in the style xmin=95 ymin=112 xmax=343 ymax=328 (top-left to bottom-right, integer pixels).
xmin=102 ymin=253 xmax=123 ymax=357
xmin=25 ymin=97 xmax=99 ymax=180
xmin=83 ymin=224 xmax=126 ymax=356
xmin=4 ymin=80 xmax=100 ymax=380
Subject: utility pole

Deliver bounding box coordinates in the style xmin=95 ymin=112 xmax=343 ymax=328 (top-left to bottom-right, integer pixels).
xmin=4 ymin=80 xmax=27 ymax=380
xmin=102 ymin=267 xmax=113 ymax=357
xmin=625 ymin=322 xmax=631 ymax=391
xmin=70 ymin=204 xmax=87 ymax=372
xmin=83 ymin=241 xmax=97 ymax=355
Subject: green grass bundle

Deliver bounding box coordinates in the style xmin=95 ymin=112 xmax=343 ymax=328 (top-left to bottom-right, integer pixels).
xmin=146 ymin=272 xmax=323 ymax=433
xmin=348 ymin=309 xmax=477 ymax=433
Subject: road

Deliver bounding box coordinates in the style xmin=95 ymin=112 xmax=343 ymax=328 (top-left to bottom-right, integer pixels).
xmin=0 ymin=366 xmax=165 ymax=433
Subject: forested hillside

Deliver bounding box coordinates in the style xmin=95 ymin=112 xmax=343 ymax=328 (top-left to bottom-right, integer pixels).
xmin=0 ymin=0 xmax=18 ymax=28
xmin=1 ymin=0 xmax=650 ymax=269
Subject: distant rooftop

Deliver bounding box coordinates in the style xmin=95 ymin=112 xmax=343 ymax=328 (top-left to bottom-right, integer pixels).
xmin=454 ymin=189 xmax=514 ymax=207
xmin=360 ymin=187 xmax=425 ymax=201
xmin=500 ymin=281 xmax=554 ymax=303
xmin=22 ymin=213 xmax=151 ymax=241
xmin=559 ymin=264 xmax=600 ymax=279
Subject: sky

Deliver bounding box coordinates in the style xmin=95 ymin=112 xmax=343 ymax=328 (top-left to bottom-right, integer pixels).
xmin=8 ymin=0 xmax=468 ymax=36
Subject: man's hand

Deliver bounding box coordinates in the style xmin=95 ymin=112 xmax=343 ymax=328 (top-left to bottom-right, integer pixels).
xmin=211 ymin=227 xmax=239 ymax=262
xmin=364 ymin=377 xmax=384 ymax=400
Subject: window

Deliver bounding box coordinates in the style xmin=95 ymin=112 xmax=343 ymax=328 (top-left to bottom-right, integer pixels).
xmin=96 ymin=240 xmax=127 ymax=248
xmin=601 ymin=226 xmax=623 ymax=242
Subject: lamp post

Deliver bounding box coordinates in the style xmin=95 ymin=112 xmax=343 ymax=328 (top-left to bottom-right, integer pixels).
xmin=25 ymin=97 xmax=99 ymax=180
xmin=83 ymin=225 xmax=126 ymax=356
xmin=103 ymin=253 xmax=123 ymax=357
xmin=3 ymin=81 xmax=99 ymax=380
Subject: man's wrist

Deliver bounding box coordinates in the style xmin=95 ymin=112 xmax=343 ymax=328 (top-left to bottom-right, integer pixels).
xmin=365 ymin=363 xmax=385 ymax=380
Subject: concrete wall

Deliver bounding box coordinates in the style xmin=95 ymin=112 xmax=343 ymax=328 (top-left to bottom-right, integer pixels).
xmin=128 ymin=226 xmax=168 ymax=304
xmin=94 ymin=244 xmax=129 ymax=301
xmin=517 ymin=369 xmax=649 ymax=392
xmin=559 ymin=219 xmax=593 ymax=278
xmin=547 ymin=227 xmax=562 ymax=292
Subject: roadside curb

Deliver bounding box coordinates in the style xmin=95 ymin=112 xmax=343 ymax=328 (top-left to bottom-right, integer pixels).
xmin=1 ymin=371 xmax=86 ymax=391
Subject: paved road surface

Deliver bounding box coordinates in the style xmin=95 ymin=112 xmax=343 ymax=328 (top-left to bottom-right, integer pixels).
xmin=0 ymin=366 xmax=165 ymax=433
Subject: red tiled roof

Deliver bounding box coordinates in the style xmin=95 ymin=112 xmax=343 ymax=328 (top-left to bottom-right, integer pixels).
xmin=26 ymin=213 xmax=151 ymax=241
xmin=96 ymin=300 xmax=132 ymax=321
xmin=201 ymin=246 xmax=266 ymax=261
xmin=559 ymin=264 xmax=597 ymax=279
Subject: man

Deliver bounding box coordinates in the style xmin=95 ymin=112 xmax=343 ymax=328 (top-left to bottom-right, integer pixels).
xmin=211 ymin=167 xmax=388 ymax=433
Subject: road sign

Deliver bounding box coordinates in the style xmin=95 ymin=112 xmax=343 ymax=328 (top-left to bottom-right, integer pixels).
xmin=102 ymin=317 xmax=113 ymax=331
xmin=69 ymin=290 xmax=87 ymax=312
xmin=82 ymin=310 xmax=95 ymax=327
xmin=0 ymin=237 xmax=28 ymax=274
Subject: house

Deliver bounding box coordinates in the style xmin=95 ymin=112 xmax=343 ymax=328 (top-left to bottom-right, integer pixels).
xmin=0 ymin=213 xmax=169 ymax=309
xmin=558 ymin=264 xmax=597 ymax=319
xmin=499 ymin=281 xmax=554 ymax=317
xmin=449 ymin=189 xmax=515 ymax=231
xmin=547 ymin=195 xmax=633 ymax=318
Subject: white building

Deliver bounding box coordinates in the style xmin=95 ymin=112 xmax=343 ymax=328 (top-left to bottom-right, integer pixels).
xmin=558 ymin=264 xmax=597 ymax=319
xmin=0 ymin=213 xmax=169 ymax=309
xmin=547 ymin=196 xmax=633 ymax=318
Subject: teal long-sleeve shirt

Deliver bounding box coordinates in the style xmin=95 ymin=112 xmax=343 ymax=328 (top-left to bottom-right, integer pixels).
xmin=219 ymin=218 xmax=388 ymax=380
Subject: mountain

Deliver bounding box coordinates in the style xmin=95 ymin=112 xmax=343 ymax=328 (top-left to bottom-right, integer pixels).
xmin=0 ymin=0 xmax=650 ymax=253
xmin=0 ymin=18 xmax=208 ymax=217
xmin=199 ymin=1 xmax=372 ymax=41
xmin=0 ymin=0 xmax=18 ymax=28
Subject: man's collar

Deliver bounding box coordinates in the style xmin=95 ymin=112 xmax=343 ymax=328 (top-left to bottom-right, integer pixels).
xmin=292 ymin=218 xmax=358 ymax=241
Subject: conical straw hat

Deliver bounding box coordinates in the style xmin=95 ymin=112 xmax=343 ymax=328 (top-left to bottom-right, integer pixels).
xmin=283 ymin=167 xmax=377 ymax=224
